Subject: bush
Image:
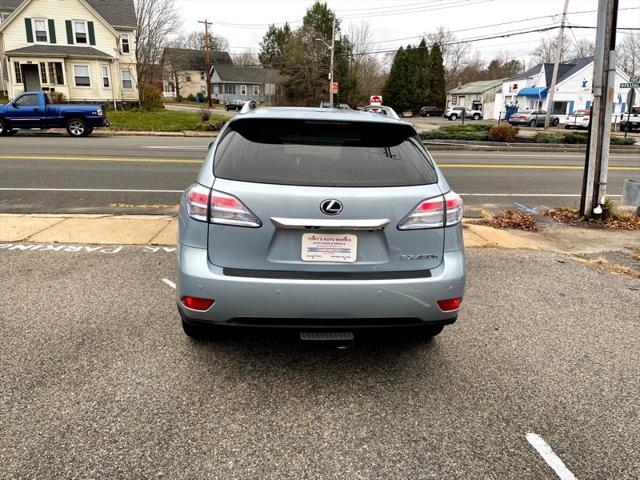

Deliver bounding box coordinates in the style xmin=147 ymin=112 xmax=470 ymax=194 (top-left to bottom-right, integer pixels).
xmin=186 ymin=94 xmax=196 ymax=102
xmin=49 ymin=91 xmax=67 ymax=104
xmin=420 ymin=126 xmax=490 ymax=141
xmin=138 ymin=83 xmax=163 ymax=110
xmin=610 ymin=136 xmax=636 ymax=145
xmin=533 ymin=132 xmax=634 ymax=145
xmin=488 ymin=124 xmax=518 ymax=142
xmin=199 ymin=107 xmax=211 ymax=122
xmin=196 ymin=92 xmax=205 ymax=102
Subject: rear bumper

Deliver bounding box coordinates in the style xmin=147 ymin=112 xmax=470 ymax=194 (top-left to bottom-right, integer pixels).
xmin=177 ymin=244 xmax=466 ymax=327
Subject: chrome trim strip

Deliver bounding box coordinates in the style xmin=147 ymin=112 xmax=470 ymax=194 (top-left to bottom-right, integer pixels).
xmin=271 ymin=217 xmax=390 ymax=230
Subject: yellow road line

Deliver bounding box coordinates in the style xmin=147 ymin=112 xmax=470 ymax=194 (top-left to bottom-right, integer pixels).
xmin=0 ymin=155 xmax=638 ymax=171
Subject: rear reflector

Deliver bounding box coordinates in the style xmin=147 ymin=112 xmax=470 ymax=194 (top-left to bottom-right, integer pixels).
xmin=181 ymin=296 xmax=214 ymax=311
xmin=437 ymin=297 xmax=463 ymax=311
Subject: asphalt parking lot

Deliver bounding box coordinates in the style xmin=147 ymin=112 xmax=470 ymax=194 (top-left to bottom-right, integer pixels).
xmin=1 ymin=246 xmax=638 ymax=479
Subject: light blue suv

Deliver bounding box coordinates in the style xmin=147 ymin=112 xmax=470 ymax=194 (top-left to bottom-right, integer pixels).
xmin=177 ymin=106 xmax=466 ymax=339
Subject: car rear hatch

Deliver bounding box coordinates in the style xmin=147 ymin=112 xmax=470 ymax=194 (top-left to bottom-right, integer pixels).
xmin=200 ymin=117 xmax=459 ymax=275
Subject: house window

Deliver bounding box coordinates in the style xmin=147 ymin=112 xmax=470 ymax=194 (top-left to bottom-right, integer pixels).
xmin=185 ymin=75 xmax=191 ymax=82
xmin=33 ymin=18 xmax=48 ymax=42
xmin=213 ymin=84 xmax=219 ymax=94
xmin=101 ymin=65 xmax=110 ymax=88
xmin=73 ymin=21 xmax=88 ymax=44
xmin=223 ymin=84 xmax=236 ymax=94
xmin=200 ymin=71 xmax=205 ymax=81
xmin=39 ymin=62 xmax=47 ymax=83
xmin=14 ymin=62 xmax=22 ymax=83
xmin=240 ymin=84 xmax=247 ymax=95
xmin=253 ymin=85 xmax=260 ymax=96
xmin=120 ymin=33 xmax=130 ymax=53
xmin=47 ymin=62 xmax=63 ymax=85
xmin=73 ymin=64 xmax=91 ymax=86
xmin=121 ymin=69 xmax=133 ymax=89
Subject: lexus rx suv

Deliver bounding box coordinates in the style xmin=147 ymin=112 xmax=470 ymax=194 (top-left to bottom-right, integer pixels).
xmin=177 ymin=106 xmax=466 ymax=339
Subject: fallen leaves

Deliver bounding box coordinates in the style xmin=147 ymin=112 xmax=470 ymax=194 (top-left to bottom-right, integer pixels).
xmin=543 ymin=208 xmax=640 ymax=230
xmin=469 ymin=211 xmax=538 ymax=231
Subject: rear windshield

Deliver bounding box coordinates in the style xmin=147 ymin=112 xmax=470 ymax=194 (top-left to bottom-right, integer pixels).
xmin=214 ymin=119 xmax=437 ymax=187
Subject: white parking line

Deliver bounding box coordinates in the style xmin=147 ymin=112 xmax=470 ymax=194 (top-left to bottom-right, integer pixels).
xmin=526 ymin=433 xmax=577 ymax=480
xmin=162 ymin=278 xmax=176 ymax=289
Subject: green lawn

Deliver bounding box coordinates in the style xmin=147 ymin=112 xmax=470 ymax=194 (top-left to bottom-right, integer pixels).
xmin=107 ymin=109 xmax=227 ymax=132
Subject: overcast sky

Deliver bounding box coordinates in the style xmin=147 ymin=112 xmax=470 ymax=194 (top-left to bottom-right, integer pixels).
xmin=175 ymin=0 xmax=639 ymax=62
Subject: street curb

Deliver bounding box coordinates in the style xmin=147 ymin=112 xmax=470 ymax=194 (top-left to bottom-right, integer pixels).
xmin=423 ymin=140 xmax=640 ymax=153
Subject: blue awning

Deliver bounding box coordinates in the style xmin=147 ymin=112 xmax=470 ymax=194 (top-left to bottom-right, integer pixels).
xmin=518 ymin=87 xmax=548 ymax=98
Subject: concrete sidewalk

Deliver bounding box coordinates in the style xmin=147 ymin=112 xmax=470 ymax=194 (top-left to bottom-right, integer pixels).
xmin=3 ymin=213 xmax=637 ymax=252
xmin=1 ymin=213 xmax=535 ymax=248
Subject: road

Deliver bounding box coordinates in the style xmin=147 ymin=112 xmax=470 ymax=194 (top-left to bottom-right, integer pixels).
xmin=0 ymin=136 xmax=638 ymax=214
xmin=1 ymin=246 xmax=638 ymax=478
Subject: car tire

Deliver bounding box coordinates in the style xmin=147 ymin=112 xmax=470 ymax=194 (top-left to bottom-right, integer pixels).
xmin=182 ymin=319 xmax=208 ymax=339
xmin=472 ymin=113 xmax=480 ymax=120
xmin=0 ymin=119 xmax=6 ymax=136
xmin=450 ymin=114 xmax=458 ymax=120
xmin=66 ymin=118 xmax=88 ymax=137
xmin=564 ymin=125 xmax=571 ymax=129
xmin=529 ymin=120 xmax=537 ymax=127
xmin=425 ymin=113 xmax=430 ymax=117
xmin=552 ymin=118 xmax=559 ymax=127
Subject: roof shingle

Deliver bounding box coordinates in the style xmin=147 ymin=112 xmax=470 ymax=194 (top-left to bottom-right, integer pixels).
xmin=5 ymin=44 xmax=114 ymax=59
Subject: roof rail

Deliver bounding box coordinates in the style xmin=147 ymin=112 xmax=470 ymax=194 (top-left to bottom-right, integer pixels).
xmin=239 ymin=100 xmax=257 ymax=114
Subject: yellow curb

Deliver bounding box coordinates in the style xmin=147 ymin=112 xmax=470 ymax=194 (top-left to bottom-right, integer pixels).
xmin=462 ymin=224 xmax=540 ymax=250
xmin=26 ymin=217 xmax=171 ymax=245
xmin=149 ymin=219 xmax=178 ymax=245
xmin=0 ymin=216 xmax=67 ymax=242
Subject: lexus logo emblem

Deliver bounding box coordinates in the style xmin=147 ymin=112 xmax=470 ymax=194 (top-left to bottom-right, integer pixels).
xmin=320 ymin=199 xmax=343 ymax=215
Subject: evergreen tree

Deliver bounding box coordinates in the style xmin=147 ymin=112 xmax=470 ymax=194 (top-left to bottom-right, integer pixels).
xmin=382 ymin=46 xmax=407 ymax=111
xmin=415 ymin=39 xmax=431 ymax=107
xmin=429 ymin=44 xmax=446 ymax=108
xmin=259 ymin=23 xmax=292 ymax=69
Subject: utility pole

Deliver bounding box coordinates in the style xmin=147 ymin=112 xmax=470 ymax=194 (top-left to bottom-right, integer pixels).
xmin=198 ymin=19 xmax=213 ymax=108
xmin=329 ymin=16 xmax=336 ymax=108
xmin=579 ymin=0 xmax=619 ymax=218
xmin=544 ymin=0 xmax=570 ymax=129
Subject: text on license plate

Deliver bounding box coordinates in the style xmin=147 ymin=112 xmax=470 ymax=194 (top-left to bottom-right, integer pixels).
xmin=301 ymin=233 xmax=357 ymax=263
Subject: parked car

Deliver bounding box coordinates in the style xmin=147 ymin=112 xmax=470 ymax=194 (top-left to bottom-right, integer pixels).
xmin=564 ymin=110 xmax=590 ymax=129
xmin=0 ymin=91 xmax=109 ymax=137
xmin=177 ymin=106 xmax=466 ymax=340
xmin=620 ymin=107 xmax=640 ymax=132
xmin=443 ymin=106 xmax=482 ymax=121
xmin=420 ymin=106 xmax=444 ymax=117
xmin=225 ymin=100 xmax=246 ymax=111
xmin=508 ymin=110 xmax=560 ymax=127
xmin=362 ymin=105 xmax=400 ymax=119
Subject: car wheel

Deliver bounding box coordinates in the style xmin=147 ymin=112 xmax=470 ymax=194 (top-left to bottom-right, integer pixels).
xmin=450 ymin=114 xmax=458 ymax=120
xmin=182 ymin=319 xmax=208 ymax=339
xmin=66 ymin=118 xmax=87 ymax=137
xmin=472 ymin=114 xmax=480 ymax=120
xmin=529 ymin=120 xmax=537 ymax=127
xmin=426 ymin=113 xmax=430 ymax=117
xmin=0 ymin=119 xmax=6 ymax=136
xmin=564 ymin=125 xmax=570 ymax=129
xmin=84 ymin=126 xmax=94 ymax=136
xmin=552 ymin=118 xmax=559 ymax=127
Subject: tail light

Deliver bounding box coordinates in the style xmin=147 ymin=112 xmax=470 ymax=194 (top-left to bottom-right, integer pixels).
xmin=186 ymin=184 xmax=261 ymax=228
xmin=398 ymin=191 xmax=463 ymax=230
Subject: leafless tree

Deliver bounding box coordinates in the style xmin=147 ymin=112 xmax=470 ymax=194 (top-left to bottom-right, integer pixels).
xmin=529 ymin=32 xmax=571 ymax=64
xmin=425 ymin=27 xmax=470 ymax=78
xmin=569 ymin=37 xmax=595 ymax=59
xmin=346 ymin=21 xmax=386 ymax=103
xmin=175 ymin=31 xmax=229 ymax=52
xmin=135 ymin=0 xmax=182 ymax=85
xmin=617 ymin=32 xmax=640 ymax=79
xmin=231 ymin=50 xmax=260 ymax=66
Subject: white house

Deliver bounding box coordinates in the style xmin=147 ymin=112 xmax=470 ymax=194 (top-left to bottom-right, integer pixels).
xmin=498 ymin=57 xmax=632 ymax=122
xmin=0 ymin=0 xmax=139 ymax=105
xmin=446 ymin=78 xmax=505 ymax=119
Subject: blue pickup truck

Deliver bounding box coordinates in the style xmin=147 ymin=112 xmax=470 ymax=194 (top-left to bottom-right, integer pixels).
xmin=0 ymin=91 xmax=109 ymax=137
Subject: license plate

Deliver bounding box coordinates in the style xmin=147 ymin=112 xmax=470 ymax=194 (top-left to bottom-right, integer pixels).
xmin=301 ymin=233 xmax=357 ymax=263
